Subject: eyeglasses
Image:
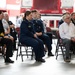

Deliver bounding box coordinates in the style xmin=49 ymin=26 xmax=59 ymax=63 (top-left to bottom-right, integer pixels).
xmin=66 ymin=17 xmax=71 ymax=19
xmin=0 ymin=14 xmax=2 ymax=15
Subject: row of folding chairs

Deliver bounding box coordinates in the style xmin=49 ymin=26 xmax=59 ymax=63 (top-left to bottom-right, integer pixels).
xmin=15 ymin=27 xmax=53 ymax=62
xmin=16 ymin=28 xmax=73 ymax=62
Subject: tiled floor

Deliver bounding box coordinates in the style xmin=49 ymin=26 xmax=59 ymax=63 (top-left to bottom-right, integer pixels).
xmin=0 ymin=40 xmax=75 ymax=75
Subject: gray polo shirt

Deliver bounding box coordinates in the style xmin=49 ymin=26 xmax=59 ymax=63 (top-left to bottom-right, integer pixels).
xmin=2 ymin=19 xmax=9 ymax=32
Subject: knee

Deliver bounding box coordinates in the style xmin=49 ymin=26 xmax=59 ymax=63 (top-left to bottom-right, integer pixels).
xmin=45 ymin=35 xmax=50 ymax=40
xmin=7 ymin=39 xmax=12 ymax=43
xmin=39 ymin=39 xmax=43 ymax=44
xmin=66 ymin=39 xmax=71 ymax=44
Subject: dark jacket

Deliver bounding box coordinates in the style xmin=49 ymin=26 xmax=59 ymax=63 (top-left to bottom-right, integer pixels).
xmin=71 ymin=19 xmax=75 ymax=25
xmin=0 ymin=20 xmax=4 ymax=37
xmin=58 ymin=19 xmax=64 ymax=28
xmin=8 ymin=21 xmax=17 ymax=40
xmin=19 ymin=19 xmax=35 ymax=43
xmin=32 ymin=19 xmax=44 ymax=33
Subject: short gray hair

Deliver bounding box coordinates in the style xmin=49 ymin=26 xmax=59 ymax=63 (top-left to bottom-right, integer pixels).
xmin=62 ymin=14 xmax=70 ymax=20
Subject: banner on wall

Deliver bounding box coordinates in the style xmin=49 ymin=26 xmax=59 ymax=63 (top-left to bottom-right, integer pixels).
xmin=61 ymin=0 xmax=74 ymax=8
xmin=0 ymin=0 xmax=6 ymax=9
xmin=21 ymin=0 xmax=33 ymax=8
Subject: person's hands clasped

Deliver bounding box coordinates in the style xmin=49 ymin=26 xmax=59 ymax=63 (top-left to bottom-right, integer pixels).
xmin=36 ymin=32 xmax=42 ymax=36
xmin=34 ymin=34 xmax=37 ymax=38
xmin=71 ymin=37 xmax=75 ymax=42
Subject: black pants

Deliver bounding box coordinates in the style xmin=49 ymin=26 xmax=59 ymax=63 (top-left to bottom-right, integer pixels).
xmin=38 ymin=33 xmax=52 ymax=53
xmin=70 ymin=41 xmax=75 ymax=53
xmin=11 ymin=32 xmax=17 ymax=49
xmin=20 ymin=37 xmax=45 ymax=60
xmin=46 ymin=32 xmax=52 ymax=44
xmin=0 ymin=38 xmax=13 ymax=58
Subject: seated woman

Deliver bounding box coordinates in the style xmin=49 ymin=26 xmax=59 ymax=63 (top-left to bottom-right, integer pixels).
xmin=19 ymin=11 xmax=45 ymax=62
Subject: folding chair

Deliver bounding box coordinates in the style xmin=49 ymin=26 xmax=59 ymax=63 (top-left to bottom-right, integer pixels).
xmin=16 ymin=42 xmax=34 ymax=62
xmin=15 ymin=27 xmax=34 ymax=62
xmin=0 ymin=44 xmax=6 ymax=60
xmin=55 ymin=31 xmax=72 ymax=60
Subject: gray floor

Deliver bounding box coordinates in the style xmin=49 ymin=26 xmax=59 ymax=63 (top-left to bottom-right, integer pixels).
xmin=0 ymin=40 xmax=75 ymax=75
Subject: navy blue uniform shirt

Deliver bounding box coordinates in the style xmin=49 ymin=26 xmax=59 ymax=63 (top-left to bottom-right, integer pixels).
xmin=19 ymin=19 xmax=35 ymax=42
xmin=32 ymin=19 xmax=44 ymax=33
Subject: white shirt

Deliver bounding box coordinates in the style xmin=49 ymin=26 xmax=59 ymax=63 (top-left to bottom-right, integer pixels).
xmin=59 ymin=22 xmax=75 ymax=39
xmin=43 ymin=23 xmax=47 ymax=33
xmin=2 ymin=19 xmax=9 ymax=32
xmin=16 ymin=17 xmax=23 ymax=28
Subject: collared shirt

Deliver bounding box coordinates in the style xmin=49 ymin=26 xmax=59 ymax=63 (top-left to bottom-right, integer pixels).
xmin=59 ymin=22 xmax=75 ymax=39
xmin=16 ymin=17 xmax=23 ymax=27
xmin=32 ymin=19 xmax=44 ymax=33
xmin=2 ymin=19 xmax=9 ymax=32
xmin=19 ymin=19 xmax=35 ymax=41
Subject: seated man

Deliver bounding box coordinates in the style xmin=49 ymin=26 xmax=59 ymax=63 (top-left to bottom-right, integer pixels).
xmin=4 ymin=13 xmax=17 ymax=50
xmin=0 ymin=11 xmax=14 ymax=63
xmin=43 ymin=20 xmax=52 ymax=45
xmin=58 ymin=11 xmax=70 ymax=28
xmin=2 ymin=13 xmax=14 ymax=41
xmin=31 ymin=10 xmax=54 ymax=56
xmin=59 ymin=14 xmax=75 ymax=62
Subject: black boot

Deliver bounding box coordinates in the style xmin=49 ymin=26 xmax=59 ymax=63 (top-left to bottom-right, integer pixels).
xmin=36 ymin=58 xmax=45 ymax=63
xmin=48 ymin=52 xmax=54 ymax=57
xmin=5 ymin=58 xmax=14 ymax=63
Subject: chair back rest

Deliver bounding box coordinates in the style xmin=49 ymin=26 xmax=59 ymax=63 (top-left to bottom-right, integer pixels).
xmin=16 ymin=27 xmax=20 ymax=38
xmin=56 ymin=30 xmax=63 ymax=45
xmin=56 ymin=30 xmax=60 ymax=38
xmin=46 ymin=27 xmax=51 ymax=32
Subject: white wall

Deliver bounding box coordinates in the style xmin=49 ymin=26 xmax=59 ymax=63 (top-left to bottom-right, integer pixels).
xmin=9 ymin=17 xmax=16 ymax=26
xmin=41 ymin=16 xmax=62 ymax=30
